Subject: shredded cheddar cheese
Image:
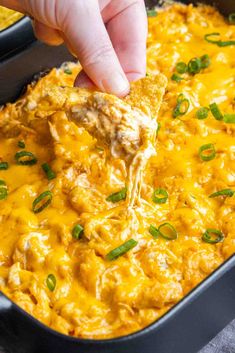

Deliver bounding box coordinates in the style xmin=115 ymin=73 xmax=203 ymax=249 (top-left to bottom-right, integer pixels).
xmin=0 ymin=3 xmax=235 ymax=340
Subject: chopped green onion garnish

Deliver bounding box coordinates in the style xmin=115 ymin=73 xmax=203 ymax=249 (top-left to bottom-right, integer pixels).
xmin=209 ymin=103 xmax=224 ymax=121
xmin=64 ymin=68 xmax=72 ymax=75
xmin=156 ymin=122 xmax=161 ymax=136
xmin=105 ymin=239 xmax=138 ymax=261
xmin=217 ymin=40 xmax=235 ymax=47
xmin=32 ymin=190 xmax=52 ymax=213
xmin=196 ymin=107 xmax=209 ymax=120
xmin=106 ymin=187 xmax=127 ymax=203
xmin=199 ymin=143 xmax=216 ymax=161
xmin=95 ymin=146 xmax=104 ymax=152
xmin=15 ymin=151 xmax=37 ymax=165
xmin=152 ymin=188 xmax=168 ymax=204
xmin=46 ymin=274 xmax=56 ymax=292
xmin=157 ymin=223 xmax=178 ymax=240
xmin=177 ymin=93 xmax=185 ymax=103
xmin=171 ymin=73 xmax=183 ymax=82
xmin=204 ymin=32 xmax=235 ymax=47
xmin=202 ymin=229 xmax=224 ymax=244
xmin=41 ymin=163 xmax=56 ymax=180
xmin=147 ymin=9 xmax=157 ymax=17
xmin=188 ymin=57 xmax=202 ymax=74
xmin=204 ymin=33 xmax=221 ymax=44
xmin=72 ymin=224 xmax=84 ymax=240
xmin=173 ymin=94 xmax=190 ymax=118
xmin=228 ymin=13 xmax=235 ymax=24
xmin=0 ymin=162 xmax=8 ymax=170
xmin=200 ymin=54 xmax=211 ymax=69
xmin=18 ymin=140 xmax=25 ymax=149
xmin=223 ymin=114 xmax=235 ymax=123
xmin=149 ymin=225 xmax=160 ymax=239
xmin=0 ymin=180 xmax=7 ymax=200
xmin=209 ymin=188 xmax=234 ymax=198
xmin=176 ymin=62 xmax=188 ymax=74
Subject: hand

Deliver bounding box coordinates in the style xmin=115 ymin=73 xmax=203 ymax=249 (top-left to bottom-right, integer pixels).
xmin=1 ymin=0 xmax=147 ymax=97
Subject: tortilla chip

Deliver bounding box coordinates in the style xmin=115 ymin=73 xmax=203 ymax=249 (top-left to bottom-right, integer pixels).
xmin=125 ymin=74 xmax=168 ymax=118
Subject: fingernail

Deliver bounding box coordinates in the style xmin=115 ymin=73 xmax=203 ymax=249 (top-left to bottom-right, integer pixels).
xmin=101 ymin=71 xmax=130 ymax=97
xmin=75 ymin=72 xmax=95 ymax=89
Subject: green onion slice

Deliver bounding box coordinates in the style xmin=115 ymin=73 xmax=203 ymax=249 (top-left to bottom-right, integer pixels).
xmin=156 ymin=122 xmax=161 ymax=136
xmin=202 ymin=229 xmax=224 ymax=244
xmin=32 ymin=190 xmax=52 ymax=213
xmin=157 ymin=223 xmax=178 ymax=240
xmin=228 ymin=13 xmax=235 ymax=24
xmin=15 ymin=151 xmax=37 ymax=165
xmin=106 ymin=239 xmax=138 ymax=261
xmin=41 ymin=163 xmax=56 ymax=180
xmin=199 ymin=143 xmax=216 ymax=161
xmin=188 ymin=57 xmax=202 ymax=74
xmin=176 ymin=62 xmax=188 ymax=74
xmin=204 ymin=33 xmax=221 ymax=44
xmin=0 ymin=162 xmax=9 ymax=170
xmin=46 ymin=274 xmax=56 ymax=292
xmin=95 ymin=146 xmax=104 ymax=152
xmin=171 ymin=73 xmax=183 ymax=82
xmin=196 ymin=107 xmax=209 ymax=120
xmin=200 ymin=54 xmax=211 ymax=69
xmin=18 ymin=140 xmax=25 ymax=148
xmin=204 ymin=32 xmax=235 ymax=47
xmin=177 ymin=93 xmax=185 ymax=103
xmin=0 ymin=180 xmax=7 ymax=200
xmin=173 ymin=94 xmax=190 ymax=118
xmin=209 ymin=188 xmax=234 ymax=198
xmin=209 ymin=103 xmax=224 ymax=121
xmin=72 ymin=224 xmax=84 ymax=240
xmin=106 ymin=187 xmax=127 ymax=203
xmin=149 ymin=225 xmax=160 ymax=239
xmin=64 ymin=68 xmax=72 ymax=75
xmin=223 ymin=114 xmax=235 ymax=123
xmin=152 ymin=188 xmax=168 ymax=204
xmin=147 ymin=9 xmax=157 ymax=17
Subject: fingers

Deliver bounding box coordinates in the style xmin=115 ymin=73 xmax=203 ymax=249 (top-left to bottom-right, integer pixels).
xmin=102 ymin=0 xmax=147 ymax=82
xmin=2 ymin=0 xmax=146 ymax=96
xmin=61 ymin=0 xmax=130 ymax=97
xmin=33 ymin=20 xmax=64 ymax=46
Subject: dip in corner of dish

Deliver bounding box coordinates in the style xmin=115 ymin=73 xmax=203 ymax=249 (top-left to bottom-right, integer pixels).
xmin=0 ymin=5 xmax=23 ymax=31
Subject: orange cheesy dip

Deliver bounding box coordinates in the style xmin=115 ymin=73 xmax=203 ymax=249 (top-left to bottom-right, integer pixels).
xmin=0 ymin=6 xmax=23 ymax=31
xmin=0 ymin=3 xmax=235 ymax=339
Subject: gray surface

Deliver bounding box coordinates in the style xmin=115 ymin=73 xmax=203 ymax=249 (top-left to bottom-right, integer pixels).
xmin=0 ymin=320 xmax=235 ymax=353
xmin=199 ymin=319 xmax=235 ymax=353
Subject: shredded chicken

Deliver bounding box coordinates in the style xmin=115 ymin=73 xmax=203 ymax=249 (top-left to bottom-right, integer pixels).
xmin=63 ymin=74 xmax=167 ymax=207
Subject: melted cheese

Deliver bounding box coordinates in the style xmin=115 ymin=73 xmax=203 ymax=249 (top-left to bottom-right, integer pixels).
xmin=0 ymin=6 xmax=23 ymax=31
xmin=0 ymin=3 xmax=235 ymax=339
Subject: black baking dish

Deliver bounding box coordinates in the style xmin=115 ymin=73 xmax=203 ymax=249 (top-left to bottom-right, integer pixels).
xmin=1 ymin=1 xmax=235 ymax=352
xmin=0 ymin=16 xmax=34 ymax=58
xmin=0 ymin=15 xmax=74 ymax=105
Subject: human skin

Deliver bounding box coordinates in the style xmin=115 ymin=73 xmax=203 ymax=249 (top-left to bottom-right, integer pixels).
xmin=0 ymin=0 xmax=147 ymax=97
